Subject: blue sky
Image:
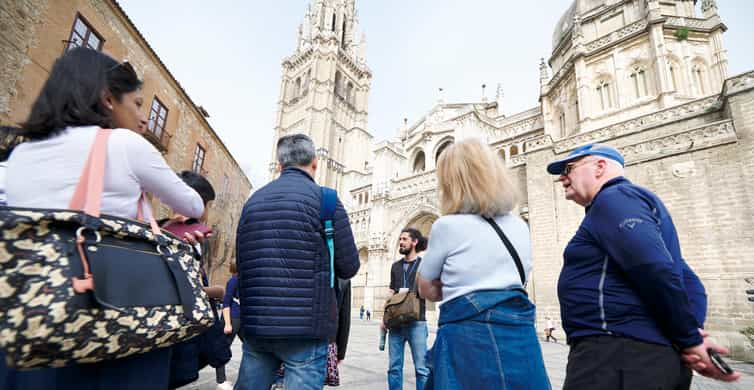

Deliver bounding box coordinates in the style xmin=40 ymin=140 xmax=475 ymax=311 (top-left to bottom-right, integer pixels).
xmin=118 ymin=0 xmax=754 ymax=188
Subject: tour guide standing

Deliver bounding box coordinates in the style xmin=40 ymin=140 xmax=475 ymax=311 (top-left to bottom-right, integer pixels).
xmin=384 ymin=228 xmax=430 ymax=390
xmin=548 ymin=143 xmax=740 ymax=388
xmin=234 ymin=134 xmax=360 ymax=390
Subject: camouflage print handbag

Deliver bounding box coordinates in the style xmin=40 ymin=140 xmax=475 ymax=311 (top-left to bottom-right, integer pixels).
xmin=0 ymin=129 xmax=214 ymax=369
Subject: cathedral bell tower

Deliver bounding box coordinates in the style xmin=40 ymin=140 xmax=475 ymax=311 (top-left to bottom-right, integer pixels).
xmin=269 ymin=0 xmax=372 ymax=190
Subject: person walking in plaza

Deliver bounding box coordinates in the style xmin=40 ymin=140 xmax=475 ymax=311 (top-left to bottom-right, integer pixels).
xmin=223 ymin=260 xmax=244 ymax=345
xmin=545 ymin=317 xmax=558 ymax=343
xmin=234 ymin=133 xmax=360 ymax=390
xmin=360 ymin=305 xmax=365 ymax=320
xmin=383 ymin=228 xmax=430 ymax=390
xmin=365 ymin=309 xmax=371 ymax=321
xmin=547 ymin=143 xmax=740 ymax=388
xmin=416 ymin=138 xmax=550 ymax=390
xmin=1 ymin=47 xmax=205 ymax=389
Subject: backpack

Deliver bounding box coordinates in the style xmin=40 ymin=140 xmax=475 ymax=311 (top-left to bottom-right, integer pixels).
xmin=320 ymin=186 xmax=337 ymax=289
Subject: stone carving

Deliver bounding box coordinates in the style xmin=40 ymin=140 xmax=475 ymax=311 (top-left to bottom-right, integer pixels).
xmin=390 ymin=171 xmax=438 ymax=200
xmin=509 ymin=154 xmax=528 ymax=167
xmin=665 ymin=17 xmax=709 ymax=30
xmin=724 ymin=70 xmax=754 ymax=96
xmin=493 ymin=117 xmax=539 ymax=142
xmin=585 ymin=20 xmax=647 ymax=53
xmin=671 ymin=161 xmax=697 ymax=178
xmin=368 ymin=232 xmax=388 ymax=252
xmin=525 ymin=135 xmax=553 ymax=152
xmin=572 ymin=15 xmax=583 ymax=39
xmin=620 ymin=120 xmax=736 ymax=165
xmin=701 ymin=0 xmax=718 ymax=13
xmin=555 ymin=95 xmax=721 ymax=152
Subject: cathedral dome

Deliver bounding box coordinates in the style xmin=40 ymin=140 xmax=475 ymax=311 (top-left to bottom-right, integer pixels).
xmin=552 ymin=1 xmax=577 ymax=52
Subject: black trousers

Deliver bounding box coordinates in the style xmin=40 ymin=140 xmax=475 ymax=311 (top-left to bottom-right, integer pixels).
xmin=563 ymin=335 xmax=693 ymax=390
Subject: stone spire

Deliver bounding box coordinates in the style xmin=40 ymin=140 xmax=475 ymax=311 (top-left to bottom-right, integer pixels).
xmin=539 ymin=58 xmax=550 ymax=86
xmin=481 ymin=84 xmax=488 ymax=102
xmin=357 ymin=32 xmax=367 ymax=64
xmin=701 ymin=0 xmax=718 ymax=18
xmin=495 ymin=83 xmax=504 ymax=112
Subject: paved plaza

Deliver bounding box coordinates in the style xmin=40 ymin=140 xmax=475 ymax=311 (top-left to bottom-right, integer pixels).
xmin=182 ymin=318 xmax=754 ymax=390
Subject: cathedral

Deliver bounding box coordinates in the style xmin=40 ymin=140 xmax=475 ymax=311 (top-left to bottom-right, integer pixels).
xmin=269 ymin=0 xmax=754 ymax=359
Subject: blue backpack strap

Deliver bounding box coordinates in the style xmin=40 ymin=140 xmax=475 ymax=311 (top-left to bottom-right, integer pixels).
xmin=320 ymin=186 xmax=337 ymax=288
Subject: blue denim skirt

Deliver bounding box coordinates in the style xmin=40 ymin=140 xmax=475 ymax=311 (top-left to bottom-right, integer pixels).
xmin=427 ymin=289 xmax=551 ymax=390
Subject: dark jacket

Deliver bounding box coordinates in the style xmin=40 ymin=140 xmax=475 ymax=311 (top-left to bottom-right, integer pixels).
xmin=558 ymin=177 xmax=707 ymax=349
xmin=335 ymin=278 xmax=351 ymax=360
xmin=236 ymin=167 xmax=359 ymax=340
xmin=389 ymin=257 xmax=426 ymax=321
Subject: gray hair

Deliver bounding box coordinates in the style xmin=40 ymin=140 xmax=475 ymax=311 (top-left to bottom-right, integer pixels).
xmin=277 ymin=133 xmax=316 ymax=169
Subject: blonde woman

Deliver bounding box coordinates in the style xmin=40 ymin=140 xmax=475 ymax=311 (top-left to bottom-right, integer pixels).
xmin=417 ymin=138 xmax=550 ymax=389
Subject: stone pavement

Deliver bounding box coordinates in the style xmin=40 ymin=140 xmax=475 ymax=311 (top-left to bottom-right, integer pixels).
xmin=182 ymin=317 xmax=754 ymax=390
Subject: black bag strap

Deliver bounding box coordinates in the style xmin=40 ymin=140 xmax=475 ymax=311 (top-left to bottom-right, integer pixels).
xmin=483 ymin=216 xmax=527 ymax=288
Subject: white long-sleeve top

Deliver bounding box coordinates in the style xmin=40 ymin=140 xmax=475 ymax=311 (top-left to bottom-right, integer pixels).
xmin=5 ymin=126 xmax=204 ymax=219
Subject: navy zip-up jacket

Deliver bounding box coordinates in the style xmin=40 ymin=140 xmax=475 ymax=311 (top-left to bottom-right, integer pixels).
xmin=236 ymin=167 xmax=359 ymax=340
xmin=558 ymin=177 xmax=706 ymax=349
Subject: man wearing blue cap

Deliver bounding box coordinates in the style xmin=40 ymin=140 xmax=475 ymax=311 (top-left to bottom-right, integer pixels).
xmin=548 ymin=143 xmax=740 ymax=388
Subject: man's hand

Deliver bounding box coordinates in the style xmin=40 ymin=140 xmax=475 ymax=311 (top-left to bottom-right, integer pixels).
xmin=681 ymin=330 xmax=741 ymax=382
xmin=224 ymin=324 xmax=233 ymax=335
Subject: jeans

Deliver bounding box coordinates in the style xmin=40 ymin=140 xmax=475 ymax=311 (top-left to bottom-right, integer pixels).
xmin=234 ymin=338 xmax=328 ymax=390
xmin=388 ymin=321 xmax=429 ymax=390
xmin=428 ymin=289 xmax=551 ymax=390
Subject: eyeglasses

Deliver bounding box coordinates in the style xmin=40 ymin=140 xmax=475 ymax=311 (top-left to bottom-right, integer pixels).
xmin=561 ymin=158 xmax=593 ymax=176
xmin=107 ymin=60 xmax=137 ymax=78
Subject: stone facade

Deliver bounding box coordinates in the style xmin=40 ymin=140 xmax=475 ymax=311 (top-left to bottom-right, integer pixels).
xmin=0 ymin=0 xmax=253 ymax=285
xmin=270 ymin=0 xmax=754 ymax=359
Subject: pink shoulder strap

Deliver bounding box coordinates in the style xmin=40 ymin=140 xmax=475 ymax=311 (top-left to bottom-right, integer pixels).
xmin=68 ymin=129 xmax=161 ymax=235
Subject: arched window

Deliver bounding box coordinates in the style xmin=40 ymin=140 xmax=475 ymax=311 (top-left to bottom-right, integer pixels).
xmin=345 ymin=82 xmax=354 ymax=105
xmin=413 ymin=150 xmax=426 ymax=173
xmin=510 ymin=145 xmax=519 ymax=157
xmin=629 ymin=66 xmax=649 ymax=99
xmin=294 ymin=77 xmax=302 ymax=99
xmin=331 ymin=13 xmax=337 ymax=32
xmin=595 ymin=79 xmax=614 ymax=111
xmin=558 ymin=110 xmax=567 ymax=137
xmin=665 ymin=58 xmax=682 ymax=93
xmin=435 ymin=140 xmax=452 ymax=162
xmin=302 ymin=69 xmax=311 ymax=95
xmin=692 ymin=63 xmax=708 ymax=96
xmin=364 ymin=192 xmax=369 ymax=204
xmin=334 ymin=71 xmax=343 ymax=97
xmin=341 ymin=17 xmax=347 ymax=47
xmin=498 ymin=149 xmax=506 ymax=161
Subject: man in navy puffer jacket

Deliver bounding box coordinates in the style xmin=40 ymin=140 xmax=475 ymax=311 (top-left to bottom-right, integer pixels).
xmin=234 ymin=134 xmax=359 ymax=390
xmin=548 ymin=143 xmax=740 ymax=389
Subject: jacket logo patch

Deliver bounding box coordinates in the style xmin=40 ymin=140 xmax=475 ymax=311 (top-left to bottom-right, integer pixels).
xmin=619 ymin=218 xmax=643 ymax=230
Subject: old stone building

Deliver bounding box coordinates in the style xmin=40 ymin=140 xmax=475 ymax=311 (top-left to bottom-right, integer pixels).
xmin=270 ymin=0 xmax=754 ymax=359
xmin=0 ymin=0 xmax=252 ymax=284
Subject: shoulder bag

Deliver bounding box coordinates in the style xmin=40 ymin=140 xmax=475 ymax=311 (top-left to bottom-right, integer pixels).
xmin=0 ymin=129 xmax=214 ymax=368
